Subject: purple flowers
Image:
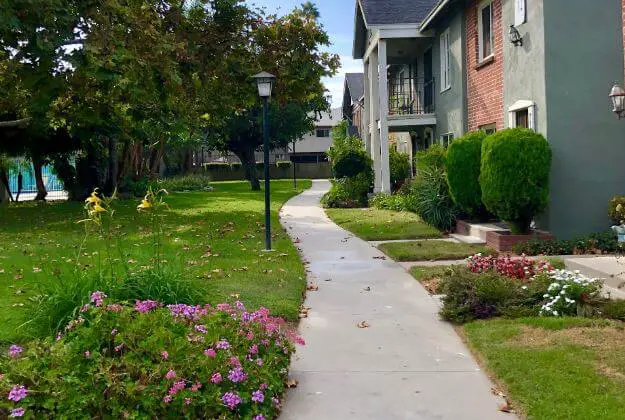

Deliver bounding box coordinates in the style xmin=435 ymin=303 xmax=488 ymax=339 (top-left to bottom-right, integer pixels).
xmin=163 ymin=395 xmax=172 ymax=404
xmin=9 ymin=408 xmax=25 ymax=418
xmin=248 ymin=344 xmax=258 ymax=355
xmin=227 ymin=367 xmax=247 ymax=383
xmin=90 ymin=291 xmax=107 ymax=307
xmin=251 ymin=390 xmax=264 ymax=403
xmin=167 ymin=304 xmax=208 ymax=321
xmin=253 ymin=415 xmax=266 ymax=420
xmin=194 ymin=324 xmax=208 ymax=334
xmin=216 ymin=339 xmax=230 ymax=350
xmin=221 ymin=391 xmax=242 ymax=409
xmin=204 ymin=348 xmax=216 ymax=358
xmin=161 ymin=351 xmax=169 ymax=360
xmin=168 ymin=380 xmax=186 ymax=395
xmin=8 ymin=345 xmax=23 ymax=359
xmin=211 ymin=372 xmax=223 ymax=384
xmin=135 ymin=300 xmax=160 ymax=313
xmin=165 ymin=370 xmax=177 ymax=380
xmin=8 ymin=385 xmax=28 ymax=402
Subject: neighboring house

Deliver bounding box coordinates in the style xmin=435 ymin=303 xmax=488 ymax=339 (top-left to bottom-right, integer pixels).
xmin=353 ymin=0 xmax=625 ymax=239
xmin=342 ymin=73 xmax=366 ymax=138
xmin=201 ymin=108 xmax=341 ymax=164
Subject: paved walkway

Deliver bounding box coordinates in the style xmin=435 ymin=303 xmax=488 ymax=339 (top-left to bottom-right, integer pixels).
xmin=279 ymin=180 xmax=510 ymax=420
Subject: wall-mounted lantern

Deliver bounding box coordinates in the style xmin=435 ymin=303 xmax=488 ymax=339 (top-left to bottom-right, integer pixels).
xmin=610 ymin=83 xmax=625 ymax=119
xmin=508 ymin=25 xmax=523 ymax=47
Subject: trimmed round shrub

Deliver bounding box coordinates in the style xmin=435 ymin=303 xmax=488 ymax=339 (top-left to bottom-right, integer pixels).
xmin=608 ymin=195 xmax=625 ymax=224
xmin=389 ymin=149 xmax=411 ymax=191
xmin=331 ymin=148 xmax=372 ymax=179
xmin=0 ymin=296 xmax=301 ymax=418
xmin=446 ymin=131 xmax=488 ymax=218
xmin=276 ymin=161 xmax=293 ymax=169
xmin=480 ymin=128 xmax=552 ymax=234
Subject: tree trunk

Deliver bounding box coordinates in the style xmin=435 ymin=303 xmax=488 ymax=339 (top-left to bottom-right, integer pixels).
xmin=233 ymin=146 xmax=260 ymax=191
xmin=149 ymin=141 xmax=165 ymax=180
xmin=104 ymin=137 xmax=119 ymax=195
xmin=32 ymin=156 xmax=48 ymax=201
xmin=182 ymin=148 xmax=194 ymax=173
xmin=0 ymin=169 xmax=14 ymax=203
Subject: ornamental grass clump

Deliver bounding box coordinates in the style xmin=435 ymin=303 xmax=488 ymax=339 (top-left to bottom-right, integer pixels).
xmin=0 ymin=296 xmax=303 ymax=419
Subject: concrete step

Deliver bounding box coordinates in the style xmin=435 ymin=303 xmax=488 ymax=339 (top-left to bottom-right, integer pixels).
xmin=450 ymin=233 xmax=486 ymax=245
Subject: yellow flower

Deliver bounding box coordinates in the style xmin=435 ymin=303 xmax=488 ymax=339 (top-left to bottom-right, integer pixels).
xmin=137 ymin=199 xmax=152 ymax=211
xmin=85 ymin=191 xmax=102 ymax=205
xmin=617 ymin=204 xmax=623 ymax=213
xmin=91 ymin=203 xmax=107 ymax=213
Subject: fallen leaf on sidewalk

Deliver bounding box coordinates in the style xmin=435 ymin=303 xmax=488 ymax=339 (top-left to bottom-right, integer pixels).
xmin=373 ymin=256 xmax=386 ymax=260
xmin=307 ymin=283 xmax=319 ymax=291
xmin=491 ymin=387 xmax=506 ymax=398
xmin=363 ymin=286 xmax=371 ymax=292
xmin=324 ymin=278 xmax=332 ymax=282
xmin=498 ymin=402 xmax=513 ymax=413
xmin=357 ymin=321 xmax=370 ymax=329
xmin=299 ymin=306 xmax=311 ymax=318
xmin=286 ymin=378 xmax=299 ymax=388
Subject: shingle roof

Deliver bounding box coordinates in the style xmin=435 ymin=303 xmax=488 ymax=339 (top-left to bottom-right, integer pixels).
xmin=358 ymin=0 xmax=439 ymax=26
xmin=345 ymin=73 xmax=364 ymax=102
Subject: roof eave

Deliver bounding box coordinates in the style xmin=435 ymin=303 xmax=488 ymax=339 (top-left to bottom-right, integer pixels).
xmin=420 ymin=0 xmax=451 ymax=32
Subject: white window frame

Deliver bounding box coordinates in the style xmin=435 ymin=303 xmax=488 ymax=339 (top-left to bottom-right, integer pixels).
xmin=515 ymin=0 xmax=526 ymax=26
xmin=441 ymin=132 xmax=454 ymax=147
xmin=440 ymin=28 xmax=451 ymax=92
xmin=477 ymin=0 xmax=494 ymax=63
xmin=508 ymin=100 xmax=536 ymax=130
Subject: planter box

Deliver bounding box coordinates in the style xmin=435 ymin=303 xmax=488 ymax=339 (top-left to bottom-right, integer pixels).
xmin=486 ymin=230 xmax=555 ymax=252
xmin=456 ymin=220 xmax=471 ymax=236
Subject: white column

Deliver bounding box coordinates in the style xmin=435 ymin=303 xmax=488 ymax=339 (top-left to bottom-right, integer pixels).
xmin=369 ymin=46 xmax=382 ymax=193
xmin=363 ymin=59 xmax=371 ymax=156
xmin=378 ymin=39 xmax=391 ymax=194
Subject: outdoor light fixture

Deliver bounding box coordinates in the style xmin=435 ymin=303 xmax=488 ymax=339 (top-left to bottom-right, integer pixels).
xmin=252 ymin=71 xmax=276 ymax=251
xmin=252 ymin=71 xmax=276 ymax=98
xmin=509 ymin=25 xmax=523 ymax=47
xmin=609 ymin=83 xmax=625 ymax=119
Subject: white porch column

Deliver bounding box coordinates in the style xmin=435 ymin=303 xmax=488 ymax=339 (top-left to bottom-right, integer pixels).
xmin=369 ymin=46 xmax=382 ymax=193
xmin=363 ymin=59 xmax=371 ymax=156
xmin=378 ymin=39 xmax=391 ymax=194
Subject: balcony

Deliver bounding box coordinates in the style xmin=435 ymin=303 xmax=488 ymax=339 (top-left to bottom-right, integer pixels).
xmin=388 ymin=77 xmax=435 ymax=116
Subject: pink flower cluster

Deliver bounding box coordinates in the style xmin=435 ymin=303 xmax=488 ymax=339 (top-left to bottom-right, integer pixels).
xmin=90 ymin=291 xmax=107 ymax=307
xmin=466 ymin=254 xmax=553 ymax=280
xmin=8 ymin=345 xmax=23 ymax=359
xmin=134 ymin=300 xmax=160 ymax=313
xmin=167 ymin=304 xmax=209 ymax=321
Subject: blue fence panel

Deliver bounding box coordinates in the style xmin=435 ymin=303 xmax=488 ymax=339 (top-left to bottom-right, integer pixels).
xmin=8 ymin=160 xmax=66 ymax=199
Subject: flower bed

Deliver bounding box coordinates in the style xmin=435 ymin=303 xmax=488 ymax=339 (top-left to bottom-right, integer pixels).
xmin=0 ymin=294 xmax=303 ymax=419
xmin=439 ymin=254 xmax=604 ymax=323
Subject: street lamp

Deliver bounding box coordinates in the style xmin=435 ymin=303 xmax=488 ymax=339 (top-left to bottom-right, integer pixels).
xmin=252 ymin=71 xmax=276 ymax=251
xmin=609 ymin=83 xmax=625 ymax=119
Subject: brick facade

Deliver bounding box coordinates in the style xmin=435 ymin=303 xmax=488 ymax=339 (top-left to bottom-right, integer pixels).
xmin=466 ymin=0 xmax=504 ymax=131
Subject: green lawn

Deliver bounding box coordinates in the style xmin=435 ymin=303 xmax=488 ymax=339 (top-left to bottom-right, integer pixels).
xmin=325 ymin=208 xmax=442 ymax=241
xmin=0 ymin=180 xmax=311 ymax=344
xmin=378 ymin=240 xmax=494 ymax=262
xmin=464 ymin=317 xmax=625 ymax=419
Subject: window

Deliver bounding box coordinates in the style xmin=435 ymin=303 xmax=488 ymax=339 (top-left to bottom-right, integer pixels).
xmin=508 ymin=100 xmax=536 ymax=130
xmin=440 ymin=28 xmax=451 ymax=91
xmin=478 ymin=1 xmax=494 ymax=62
xmin=441 ymin=133 xmax=454 ymax=148
xmin=479 ymin=123 xmax=497 ymax=135
xmin=515 ymin=0 xmax=526 ymax=26
xmin=316 ymin=128 xmax=330 ymax=138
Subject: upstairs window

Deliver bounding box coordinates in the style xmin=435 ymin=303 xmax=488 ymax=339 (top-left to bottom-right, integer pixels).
xmin=478 ymin=1 xmax=494 ymax=62
xmin=440 ymin=28 xmax=451 ymax=91
xmin=316 ymin=128 xmax=331 ymax=138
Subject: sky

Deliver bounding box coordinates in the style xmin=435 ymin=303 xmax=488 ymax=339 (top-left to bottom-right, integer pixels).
xmin=247 ymin=0 xmax=362 ymax=108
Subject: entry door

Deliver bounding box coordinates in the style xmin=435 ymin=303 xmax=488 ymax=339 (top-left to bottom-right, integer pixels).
xmin=423 ymin=48 xmax=434 ymax=113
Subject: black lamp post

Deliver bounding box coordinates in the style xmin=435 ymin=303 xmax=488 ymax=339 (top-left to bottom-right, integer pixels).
xmin=508 ymin=25 xmax=523 ymax=47
xmin=252 ymin=71 xmax=276 ymax=251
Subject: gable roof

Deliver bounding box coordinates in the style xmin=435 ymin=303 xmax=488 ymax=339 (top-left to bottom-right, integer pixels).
xmin=345 ymin=73 xmax=364 ymax=102
xmin=358 ymin=0 xmax=439 ymax=26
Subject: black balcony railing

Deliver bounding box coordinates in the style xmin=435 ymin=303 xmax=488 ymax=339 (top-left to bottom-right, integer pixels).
xmin=388 ymin=78 xmax=435 ymax=116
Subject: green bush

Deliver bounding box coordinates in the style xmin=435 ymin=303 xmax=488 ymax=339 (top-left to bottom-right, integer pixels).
xmin=513 ymin=230 xmax=620 ymax=256
xmin=155 ymin=174 xmax=212 ymax=192
xmin=119 ymin=177 xmax=151 ymax=197
xmin=230 ymin=162 xmax=242 ymax=170
xmin=406 ymin=167 xmax=457 ymax=232
xmin=276 ymin=161 xmax=293 ymax=169
xmin=480 ymin=128 xmax=552 ymax=234
xmin=439 ymin=267 xmax=552 ymax=323
xmin=389 ymin=149 xmax=411 ymax=191
xmin=446 ymin=131 xmax=488 ymax=218
xmin=322 ymin=173 xmax=371 ymax=208
xmin=0 ymin=298 xmax=300 ymax=418
xmin=203 ymin=163 xmax=231 ymax=171
xmin=602 ymin=300 xmax=625 ymax=321
xmin=415 ymin=144 xmax=446 ymax=172
xmin=331 ymin=148 xmax=371 ymax=179
xmin=370 ymin=193 xmax=409 ymax=212
xmin=608 ymin=195 xmax=625 ymax=224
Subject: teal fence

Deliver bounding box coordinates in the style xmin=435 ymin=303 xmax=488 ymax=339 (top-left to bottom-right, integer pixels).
xmin=8 ymin=161 xmax=66 ymax=200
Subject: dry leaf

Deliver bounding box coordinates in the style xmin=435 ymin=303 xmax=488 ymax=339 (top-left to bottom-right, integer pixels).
xmin=498 ymin=402 xmax=513 ymax=413
xmin=363 ymin=286 xmax=371 ymax=292
xmin=373 ymin=256 xmax=386 ymax=260
xmin=307 ymin=283 xmax=319 ymax=291
xmin=357 ymin=321 xmax=370 ymax=329
xmin=286 ymin=378 xmax=299 ymax=388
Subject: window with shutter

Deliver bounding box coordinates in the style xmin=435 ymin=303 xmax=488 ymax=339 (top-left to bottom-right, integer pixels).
xmin=440 ymin=28 xmax=451 ymax=91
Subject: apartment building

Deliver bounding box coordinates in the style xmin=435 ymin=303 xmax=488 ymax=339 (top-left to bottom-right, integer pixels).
xmin=353 ymin=0 xmax=625 ymax=238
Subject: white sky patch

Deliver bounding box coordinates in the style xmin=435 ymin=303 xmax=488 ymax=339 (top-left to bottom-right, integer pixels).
xmin=324 ymin=55 xmax=363 ymax=108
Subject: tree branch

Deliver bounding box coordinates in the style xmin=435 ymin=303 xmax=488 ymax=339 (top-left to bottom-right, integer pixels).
xmin=0 ymin=118 xmax=31 ymax=128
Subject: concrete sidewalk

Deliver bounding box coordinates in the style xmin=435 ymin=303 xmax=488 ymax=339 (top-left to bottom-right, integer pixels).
xmin=279 ymin=180 xmax=510 ymax=420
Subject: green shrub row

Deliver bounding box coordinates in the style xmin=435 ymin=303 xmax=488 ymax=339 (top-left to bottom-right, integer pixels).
xmin=513 ymin=230 xmax=620 ymax=256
